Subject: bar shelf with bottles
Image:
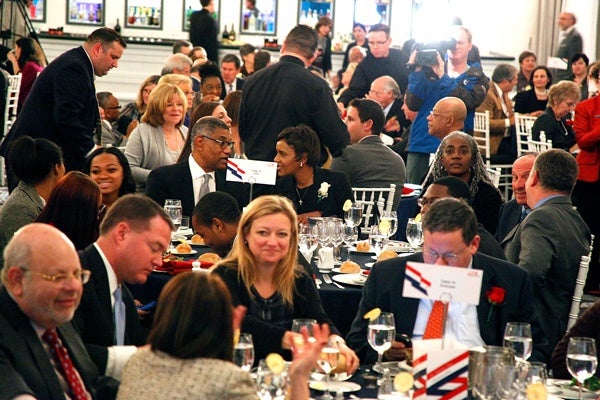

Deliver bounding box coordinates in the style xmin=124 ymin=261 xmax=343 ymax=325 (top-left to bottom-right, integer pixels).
xmin=240 ymin=0 xmax=276 ymax=36
xmin=67 ymin=0 xmax=104 ymax=26
xmin=298 ymin=0 xmax=333 ymax=28
xmin=124 ymin=0 xmax=163 ymax=29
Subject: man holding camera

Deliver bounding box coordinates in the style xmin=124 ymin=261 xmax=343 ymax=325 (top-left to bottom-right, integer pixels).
xmin=404 ymin=26 xmax=489 ymax=184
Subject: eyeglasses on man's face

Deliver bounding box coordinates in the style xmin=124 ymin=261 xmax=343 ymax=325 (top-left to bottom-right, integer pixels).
xmin=20 ymin=267 xmax=92 ymax=285
xmin=103 ymin=105 xmax=121 ymax=110
xmin=423 ymin=245 xmax=469 ymax=264
xmin=201 ymin=135 xmax=235 ymax=151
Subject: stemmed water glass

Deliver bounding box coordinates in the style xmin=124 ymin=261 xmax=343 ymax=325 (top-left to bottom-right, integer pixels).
xmin=379 ymin=211 xmax=398 ymax=241
xmin=233 ymin=333 xmax=255 ymax=372
xmin=344 ymin=202 xmax=363 ymax=229
xmin=298 ymin=224 xmax=318 ymax=261
xmin=164 ymin=199 xmax=182 ymax=232
xmin=291 ymin=318 xmax=317 ymax=352
xmin=369 ymin=225 xmax=388 ymax=257
xmin=329 ymin=220 xmax=344 ymax=263
xmin=405 ymin=218 xmax=423 ymax=250
xmin=567 ymin=337 xmax=598 ymax=400
xmin=316 ymin=338 xmax=340 ymax=400
xmin=368 ymin=312 xmax=395 ymax=375
xmin=503 ymin=322 xmax=533 ymax=362
xmin=342 ymin=224 xmax=358 ymax=261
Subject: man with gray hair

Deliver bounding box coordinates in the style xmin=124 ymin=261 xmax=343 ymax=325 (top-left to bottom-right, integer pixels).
xmin=367 ymin=75 xmax=410 ymax=140
xmin=504 ymin=149 xmax=591 ymax=361
xmin=161 ymin=52 xmax=193 ymax=76
xmin=146 ymin=116 xmax=249 ymax=216
xmin=476 ymin=63 xmax=518 ymax=156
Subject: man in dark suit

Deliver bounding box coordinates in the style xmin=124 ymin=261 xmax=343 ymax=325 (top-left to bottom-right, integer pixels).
xmin=146 ymin=116 xmax=249 ymax=217
xmin=189 ymin=0 xmax=218 ymax=63
xmin=553 ymin=11 xmax=583 ymax=82
xmin=367 ymin=75 xmax=410 ymax=140
xmin=346 ymin=198 xmax=547 ymax=364
xmin=0 ymin=28 xmax=126 ymax=190
xmin=220 ymin=53 xmax=244 ymax=100
xmin=73 ymin=194 xmax=173 ymax=378
xmin=331 ymin=98 xmax=406 ymax=210
xmin=504 ymin=149 xmax=591 ymax=360
xmin=496 ymin=153 xmax=536 ymax=243
xmin=0 ymin=223 xmax=118 ymax=399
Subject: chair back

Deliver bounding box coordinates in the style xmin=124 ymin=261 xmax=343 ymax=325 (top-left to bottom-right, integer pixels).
xmin=527 ymin=131 xmax=552 ymax=153
xmin=473 ymin=111 xmax=491 ymax=166
xmin=515 ymin=113 xmax=537 ymax=157
xmin=4 ymin=74 xmax=21 ymax=135
xmin=567 ymin=234 xmax=595 ymax=331
xmin=352 ymin=184 xmax=396 ymax=229
xmin=486 ymin=167 xmax=501 ymax=187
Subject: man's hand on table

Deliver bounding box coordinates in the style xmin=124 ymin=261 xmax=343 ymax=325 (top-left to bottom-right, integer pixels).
xmin=383 ymin=339 xmax=409 ymax=361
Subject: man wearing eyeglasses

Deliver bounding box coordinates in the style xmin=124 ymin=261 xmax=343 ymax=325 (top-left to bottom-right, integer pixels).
xmin=146 ymin=116 xmax=249 ymax=217
xmin=73 ymin=194 xmax=173 ymax=381
xmin=346 ymin=198 xmax=547 ymax=364
xmin=97 ymin=91 xmax=131 ymax=147
xmin=0 ymin=223 xmax=119 ymax=399
xmin=426 ymin=96 xmax=466 ymax=140
xmin=337 ymin=24 xmax=409 ymax=111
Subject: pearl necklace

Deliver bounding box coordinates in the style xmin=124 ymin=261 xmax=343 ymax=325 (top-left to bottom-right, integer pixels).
xmin=164 ymin=131 xmax=182 ymax=152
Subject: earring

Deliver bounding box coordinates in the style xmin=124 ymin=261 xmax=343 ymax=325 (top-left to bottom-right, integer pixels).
xmin=299 ymin=162 xmax=303 ymax=167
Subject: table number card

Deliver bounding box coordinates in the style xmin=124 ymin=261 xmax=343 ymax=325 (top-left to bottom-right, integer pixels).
xmin=402 ymin=262 xmax=483 ymax=305
xmin=226 ymin=158 xmax=277 ymax=185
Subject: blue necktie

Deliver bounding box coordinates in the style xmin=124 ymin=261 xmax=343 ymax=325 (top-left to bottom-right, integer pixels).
xmin=520 ymin=207 xmax=528 ymax=222
xmin=114 ymin=286 xmax=125 ymax=346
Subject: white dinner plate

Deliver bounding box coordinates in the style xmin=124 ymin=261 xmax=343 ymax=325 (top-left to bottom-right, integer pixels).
xmin=167 ymin=249 xmax=198 ymax=256
xmin=364 ymin=262 xmax=374 ymax=268
xmin=311 ymin=371 xmax=353 ymax=382
xmin=546 ymin=379 xmax=598 ymax=399
xmin=332 ymin=267 xmax=364 ymax=274
xmin=309 ymin=381 xmax=361 ymax=393
xmin=332 ymin=273 xmax=366 ymax=286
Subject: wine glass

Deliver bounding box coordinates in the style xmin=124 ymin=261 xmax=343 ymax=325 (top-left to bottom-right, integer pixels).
xmin=567 ymin=337 xmax=598 ymax=400
xmin=405 ymin=218 xmax=423 ymax=250
xmin=379 ymin=211 xmax=398 ymax=240
xmin=316 ymin=338 xmax=340 ymax=400
xmin=344 ymin=202 xmax=363 ymax=228
xmin=329 ymin=220 xmax=344 ymax=263
xmin=342 ymin=224 xmax=358 ymax=261
xmin=316 ymin=220 xmax=331 ymax=250
xmin=298 ymin=224 xmax=318 ymax=261
xmin=368 ymin=312 xmax=395 ymax=375
xmin=233 ymin=333 xmax=254 ymax=371
xmin=164 ymin=199 xmax=182 ymax=232
xmin=503 ymin=322 xmax=533 ymax=362
xmin=291 ymin=318 xmax=317 ymax=352
xmin=369 ymin=225 xmax=389 ymax=257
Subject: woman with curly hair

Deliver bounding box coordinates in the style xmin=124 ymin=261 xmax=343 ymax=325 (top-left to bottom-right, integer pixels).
xmin=422 ymin=131 xmax=503 ymax=233
xmin=35 ymin=171 xmax=102 ymax=250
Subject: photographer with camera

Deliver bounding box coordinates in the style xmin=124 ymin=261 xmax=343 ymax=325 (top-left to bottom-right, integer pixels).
xmin=404 ymin=25 xmax=489 ymax=184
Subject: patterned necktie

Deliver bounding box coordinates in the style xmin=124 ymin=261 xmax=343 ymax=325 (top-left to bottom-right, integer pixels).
xmin=114 ymin=286 xmax=126 ymax=346
xmin=423 ymin=300 xmax=447 ymax=339
xmin=198 ymin=174 xmax=212 ymax=202
xmin=228 ymin=84 xmax=233 ymax=94
xmin=42 ymin=329 xmax=90 ymax=400
xmin=520 ymin=207 xmax=528 ymax=222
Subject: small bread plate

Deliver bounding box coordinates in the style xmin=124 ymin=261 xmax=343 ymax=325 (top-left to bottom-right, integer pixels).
xmin=364 ymin=262 xmax=374 ymax=269
xmin=309 ymin=381 xmax=361 ymax=393
xmin=349 ymin=246 xmax=375 ymax=255
xmin=372 ymin=361 xmax=412 ymax=375
xmin=332 ymin=267 xmax=363 ymax=274
xmin=546 ymin=379 xmax=598 ymax=399
xmin=311 ymin=371 xmax=353 ymax=382
xmin=168 ymin=249 xmax=198 ymax=256
xmin=189 ymin=241 xmax=208 ymax=248
xmin=176 ymin=228 xmax=193 ymax=236
xmin=387 ymin=240 xmax=414 ymax=253
xmin=332 ymin=273 xmax=366 ymax=286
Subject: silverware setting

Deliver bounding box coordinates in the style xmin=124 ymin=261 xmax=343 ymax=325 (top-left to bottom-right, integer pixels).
xmin=322 ymin=273 xmax=345 ymax=289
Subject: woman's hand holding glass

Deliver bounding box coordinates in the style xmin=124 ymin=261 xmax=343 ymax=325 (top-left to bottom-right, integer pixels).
xmin=316 ymin=338 xmax=340 ymax=400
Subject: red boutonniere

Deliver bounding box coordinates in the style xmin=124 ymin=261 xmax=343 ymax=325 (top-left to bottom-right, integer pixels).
xmin=565 ymin=119 xmax=574 ymax=127
xmin=486 ymin=286 xmax=506 ymax=322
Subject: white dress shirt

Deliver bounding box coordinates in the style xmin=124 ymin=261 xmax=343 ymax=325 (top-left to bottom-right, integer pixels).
xmin=188 ymin=155 xmax=215 ymax=205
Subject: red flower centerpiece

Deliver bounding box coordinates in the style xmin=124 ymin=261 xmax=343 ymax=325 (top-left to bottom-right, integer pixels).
xmin=486 ymin=286 xmax=506 ymax=322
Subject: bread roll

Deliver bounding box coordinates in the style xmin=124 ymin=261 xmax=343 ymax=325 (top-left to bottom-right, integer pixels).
xmin=175 ymin=242 xmax=192 ymax=253
xmin=190 ymin=234 xmax=204 ymax=244
xmin=198 ymin=252 xmax=221 ymax=264
xmin=356 ymin=241 xmax=370 ymax=252
xmin=377 ymin=249 xmax=398 ymax=261
xmin=339 ymin=260 xmax=361 ymax=273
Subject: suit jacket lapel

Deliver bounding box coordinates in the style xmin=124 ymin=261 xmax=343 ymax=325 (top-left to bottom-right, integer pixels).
xmin=84 ymin=246 xmax=116 ymax=343
xmin=475 ymin=254 xmax=501 ymax=345
xmin=179 ymin=163 xmax=195 ymax=216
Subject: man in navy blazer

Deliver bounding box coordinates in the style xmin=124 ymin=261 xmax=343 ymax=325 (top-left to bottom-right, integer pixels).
xmin=146 ymin=117 xmax=249 ymax=217
xmin=0 ymin=223 xmax=118 ymax=399
xmin=73 ymin=194 xmax=173 ymax=378
xmin=346 ymin=198 xmax=547 ymax=364
xmin=0 ymin=28 xmax=126 ymax=190
xmin=220 ymin=53 xmax=244 ymax=100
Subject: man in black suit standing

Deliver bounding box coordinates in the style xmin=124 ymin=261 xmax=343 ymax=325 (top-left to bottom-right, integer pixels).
xmin=220 ymin=53 xmax=244 ymax=99
xmin=189 ymin=0 xmax=218 ymax=63
xmin=0 ymin=28 xmax=126 ymax=191
xmin=0 ymin=223 xmax=118 ymax=399
xmin=346 ymin=198 xmax=547 ymax=364
xmin=146 ymin=116 xmax=249 ymax=217
xmin=74 ymin=194 xmax=173 ymax=379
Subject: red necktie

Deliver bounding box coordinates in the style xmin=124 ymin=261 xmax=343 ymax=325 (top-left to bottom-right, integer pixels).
xmin=423 ymin=300 xmax=447 ymax=339
xmin=42 ymin=329 xmax=90 ymax=400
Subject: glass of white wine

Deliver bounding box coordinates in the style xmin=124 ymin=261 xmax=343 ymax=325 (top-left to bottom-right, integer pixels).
xmin=567 ymin=337 xmax=598 ymax=400
xmin=316 ymin=338 xmax=340 ymax=400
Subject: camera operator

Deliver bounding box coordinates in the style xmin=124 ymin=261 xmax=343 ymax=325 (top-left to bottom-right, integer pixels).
xmin=404 ymin=25 xmax=489 ymax=184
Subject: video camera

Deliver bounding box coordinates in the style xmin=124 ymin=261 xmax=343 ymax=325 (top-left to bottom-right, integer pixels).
xmin=413 ymin=39 xmax=458 ymax=67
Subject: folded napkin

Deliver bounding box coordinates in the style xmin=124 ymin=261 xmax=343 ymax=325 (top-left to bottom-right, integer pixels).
xmin=155 ymin=260 xmax=213 ymax=275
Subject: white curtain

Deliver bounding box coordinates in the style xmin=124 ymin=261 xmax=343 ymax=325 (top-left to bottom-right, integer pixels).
xmin=531 ymin=0 xmax=564 ymax=68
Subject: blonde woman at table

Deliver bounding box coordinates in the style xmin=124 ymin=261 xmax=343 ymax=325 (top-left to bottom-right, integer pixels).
xmin=212 ymin=195 xmax=360 ymax=373
xmin=124 ymin=83 xmax=188 ymax=191
xmin=117 ymin=271 xmax=330 ymax=400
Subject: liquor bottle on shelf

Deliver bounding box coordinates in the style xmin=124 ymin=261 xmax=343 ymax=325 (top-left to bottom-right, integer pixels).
xmin=222 ymin=24 xmax=230 ymax=40
xmin=128 ymin=7 xmax=136 ymax=24
xmin=229 ymin=24 xmax=236 ymax=41
xmin=114 ymin=18 xmax=121 ymax=33
xmin=152 ymin=9 xmax=160 ymax=26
